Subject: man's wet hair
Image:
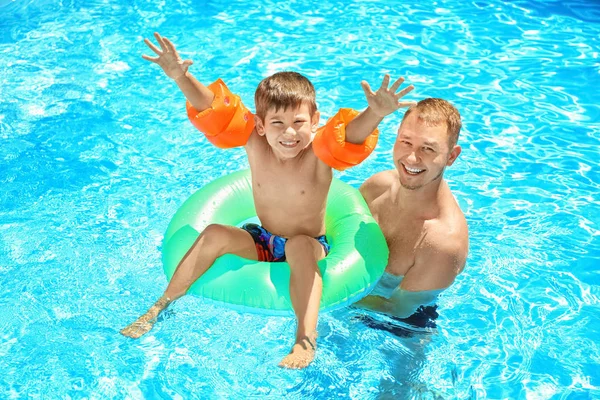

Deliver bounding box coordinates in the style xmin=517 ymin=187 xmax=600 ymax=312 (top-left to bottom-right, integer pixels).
xmin=402 ymin=98 xmax=462 ymax=148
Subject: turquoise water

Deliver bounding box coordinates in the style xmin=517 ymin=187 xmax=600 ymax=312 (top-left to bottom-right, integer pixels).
xmin=1 ymin=0 xmax=599 ymax=398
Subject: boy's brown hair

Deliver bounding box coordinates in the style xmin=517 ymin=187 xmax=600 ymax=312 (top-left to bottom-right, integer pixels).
xmin=402 ymin=98 xmax=462 ymax=148
xmin=255 ymin=72 xmax=317 ymax=120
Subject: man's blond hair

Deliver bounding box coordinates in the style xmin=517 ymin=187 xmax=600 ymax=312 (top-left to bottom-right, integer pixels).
xmin=255 ymin=72 xmax=317 ymax=120
xmin=402 ymin=98 xmax=462 ymax=147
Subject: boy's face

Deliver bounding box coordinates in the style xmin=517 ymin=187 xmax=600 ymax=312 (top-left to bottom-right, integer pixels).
xmin=393 ymin=112 xmax=461 ymax=190
xmin=255 ymin=103 xmax=320 ymax=160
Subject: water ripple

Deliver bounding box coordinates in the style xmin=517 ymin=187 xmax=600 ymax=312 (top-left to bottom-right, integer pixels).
xmin=1 ymin=0 xmax=599 ymax=398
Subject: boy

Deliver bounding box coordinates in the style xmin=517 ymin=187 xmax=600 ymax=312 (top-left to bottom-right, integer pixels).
xmin=121 ymin=32 xmax=415 ymax=369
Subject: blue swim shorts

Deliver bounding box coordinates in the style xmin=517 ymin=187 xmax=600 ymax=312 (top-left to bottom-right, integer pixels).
xmin=241 ymin=223 xmax=330 ymax=262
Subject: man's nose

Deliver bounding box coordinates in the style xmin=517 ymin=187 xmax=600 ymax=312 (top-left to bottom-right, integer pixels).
xmin=407 ymin=151 xmax=418 ymax=163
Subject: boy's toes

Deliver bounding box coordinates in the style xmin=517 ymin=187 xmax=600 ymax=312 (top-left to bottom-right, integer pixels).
xmin=278 ymin=340 xmax=315 ymax=369
xmin=120 ymin=321 xmax=152 ymax=339
xmin=279 ymin=354 xmax=310 ymax=369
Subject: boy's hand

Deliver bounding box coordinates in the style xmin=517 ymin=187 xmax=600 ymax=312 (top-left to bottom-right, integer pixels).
xmin=142 ymin=32 xmax=193 ymax=81
xmin=361 ymin=75 xmax=416 ymax=118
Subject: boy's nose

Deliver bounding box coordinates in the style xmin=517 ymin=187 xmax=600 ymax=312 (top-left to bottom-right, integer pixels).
xmin=284 ymin=127 xmax=297 ymax=136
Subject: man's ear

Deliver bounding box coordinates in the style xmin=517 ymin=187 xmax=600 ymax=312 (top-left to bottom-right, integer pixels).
xmin=311 ymin=111 xmax=321 ymax=132
xmin=254 ymin=115 xmax=266 ymax=136
xmin=447 ymin=145 xmax=461 ymax=166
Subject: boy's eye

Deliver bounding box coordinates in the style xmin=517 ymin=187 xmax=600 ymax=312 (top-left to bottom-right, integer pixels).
xmin=294 ymin=120 xmax=305 ymax=124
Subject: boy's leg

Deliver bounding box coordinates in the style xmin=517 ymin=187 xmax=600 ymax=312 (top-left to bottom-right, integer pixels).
xmin=120 ymin=224 xmax=257 ymax=339
xmin=279 ymin=235 xmax=326 ymax=369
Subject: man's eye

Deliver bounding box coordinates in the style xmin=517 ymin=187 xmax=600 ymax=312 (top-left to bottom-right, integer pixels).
xmin=424 ymin=147 xmax=434 ymax=152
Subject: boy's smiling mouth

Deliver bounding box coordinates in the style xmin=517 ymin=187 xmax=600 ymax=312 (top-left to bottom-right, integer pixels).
xmin=280 ymin=140 xmax=300 ymax=148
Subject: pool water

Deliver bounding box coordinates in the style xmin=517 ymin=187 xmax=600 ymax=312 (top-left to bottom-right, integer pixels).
xmin=1 ymin=0 xmax=599 ymax=398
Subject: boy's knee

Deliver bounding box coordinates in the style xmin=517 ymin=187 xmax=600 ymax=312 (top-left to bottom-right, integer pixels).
xmin=198 ymin=224 xmax=230 ymax=253
xmin=285 ymin=235 xmax=316 ymax=261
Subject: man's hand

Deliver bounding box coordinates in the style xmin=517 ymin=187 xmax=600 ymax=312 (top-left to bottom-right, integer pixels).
xmin=361 ymin=75 xmax=416 ymax=118
xmin=142 ymin=32 xmax=193 ymax=81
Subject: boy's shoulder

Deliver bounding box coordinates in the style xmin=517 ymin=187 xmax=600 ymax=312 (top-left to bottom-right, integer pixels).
xmin=245 ymin=128 xmax=261 ymax=148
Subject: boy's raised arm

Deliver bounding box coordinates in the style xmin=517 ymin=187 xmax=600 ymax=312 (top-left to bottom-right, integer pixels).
xmin=143 ymin=32 xmax=254 ymax=149
xmin=345 ymin=75 xmax=416 ymax=144
xmin=143 ymin=32 xmax=214 ymax=111
xmin=312 ymin=75 xmax=415 ymax=171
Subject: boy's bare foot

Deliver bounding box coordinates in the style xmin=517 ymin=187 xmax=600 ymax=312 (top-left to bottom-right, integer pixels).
xmin=278 ymin=332 xmax=317 ymax=369
xmin=120 ymin=296 xmax=170 ymax=339
xmin=120 ymin=313 xmax=157 ymax=339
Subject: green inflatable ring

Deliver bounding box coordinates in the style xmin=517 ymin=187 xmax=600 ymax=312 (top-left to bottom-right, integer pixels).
xmin=162 ymin=169 xmax=389 ymax=315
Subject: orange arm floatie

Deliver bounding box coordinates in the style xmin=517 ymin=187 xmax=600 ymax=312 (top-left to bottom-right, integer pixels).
xmin=313 ymin=108 xmax=379 ymax=171
xmin=186 ymin=79 xmax=255 ymax=149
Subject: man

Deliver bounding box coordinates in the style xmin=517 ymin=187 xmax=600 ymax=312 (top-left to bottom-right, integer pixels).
xmin=355 ymin=98 xmax=469 ymax=323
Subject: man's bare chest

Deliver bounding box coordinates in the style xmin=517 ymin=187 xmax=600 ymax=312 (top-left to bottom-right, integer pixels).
xmin=371 ymin=199 xmax=425 ymax=275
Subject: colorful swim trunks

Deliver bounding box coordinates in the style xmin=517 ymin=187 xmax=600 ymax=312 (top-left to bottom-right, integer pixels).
xmin=241 ymin=223 xmax=330 ymax=262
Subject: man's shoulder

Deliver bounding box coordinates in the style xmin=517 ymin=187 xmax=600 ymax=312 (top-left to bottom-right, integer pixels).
xmin=401 ymin=221 xmax=468 ymax=291
xmin=365 ymin=169 xmax=398 ymax=185
xmin=421 ymin=209 xmax=469 ymax=273
xmin=360 ymin=170 xmax=397 ymax=201
xmin=428 ymin=189 xmax=468 ymax=245
xmin=424 ymin=224 xmax=467 ymax=256
xmin=440 ymin=186 xmax=468 ymax=249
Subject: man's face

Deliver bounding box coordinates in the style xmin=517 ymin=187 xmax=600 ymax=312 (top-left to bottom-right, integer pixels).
xmin=393 ymin=112 xmax=461 ymax=190
xmin=255 ymin=103 xmax=319 ymax=160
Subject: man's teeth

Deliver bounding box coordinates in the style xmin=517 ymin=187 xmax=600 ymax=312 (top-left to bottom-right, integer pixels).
xmin=405 ymin=166 xmax=423 ymax=174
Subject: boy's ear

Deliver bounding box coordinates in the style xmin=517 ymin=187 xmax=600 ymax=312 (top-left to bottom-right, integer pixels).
xmin=311 ymin=111 xmax=321 ymax=132
xmin=254 ymin=115 xmax=266 ymax=136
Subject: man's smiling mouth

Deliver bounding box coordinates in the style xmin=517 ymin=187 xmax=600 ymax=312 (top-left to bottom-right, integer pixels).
xmin=403 ymin=164 xmax=425 ymax=175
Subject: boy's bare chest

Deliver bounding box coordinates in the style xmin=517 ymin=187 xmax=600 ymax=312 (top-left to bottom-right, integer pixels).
xmin=247 ymin=155 xmax=328 ymax=213
xmin=252 ymin=168 xmax=329 ymax=205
